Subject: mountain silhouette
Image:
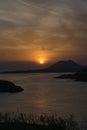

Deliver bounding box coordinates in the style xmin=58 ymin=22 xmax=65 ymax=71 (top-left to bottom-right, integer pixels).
xmin=0 ymin=60 xmax=86 ymax=73
xmin=44 ymin=60 xmax=85 ymax=72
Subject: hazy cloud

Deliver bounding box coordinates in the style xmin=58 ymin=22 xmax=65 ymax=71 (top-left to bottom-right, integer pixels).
xmin=0 ymin=0 xmax=87 ymax=64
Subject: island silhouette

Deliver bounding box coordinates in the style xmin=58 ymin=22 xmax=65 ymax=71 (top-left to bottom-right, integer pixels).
xmin=0 ymin=80 xmax=24 ymax=93
xmin=55 ymin=68 xmax=87 ymax=82
xmin=1 ymin=60 xmax=86 ymax=82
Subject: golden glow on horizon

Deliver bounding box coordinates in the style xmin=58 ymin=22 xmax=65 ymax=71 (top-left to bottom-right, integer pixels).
xmin=36 ymin=53 xmax=47 ymax=65
xmin=36 ymin=56 xmax=46 ymax=65
xmin=40 ymin=59 xmax=44 ymax=64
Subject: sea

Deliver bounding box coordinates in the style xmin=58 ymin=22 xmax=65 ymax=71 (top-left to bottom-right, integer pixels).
xmin=0 ymin=73 xmax=87 ymax=120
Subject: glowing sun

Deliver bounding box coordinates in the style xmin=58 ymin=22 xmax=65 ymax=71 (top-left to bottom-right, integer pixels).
xmin=39 ymin=59 xmax=44 ymax=64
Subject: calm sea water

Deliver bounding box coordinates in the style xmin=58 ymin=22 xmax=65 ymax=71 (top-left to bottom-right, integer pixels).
xmin=0 ymin=73 xmax=87 ymax=120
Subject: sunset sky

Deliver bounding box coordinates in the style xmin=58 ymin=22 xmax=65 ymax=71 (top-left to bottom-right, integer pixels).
xmin=0 ymin=0 xmax=87 ymax=70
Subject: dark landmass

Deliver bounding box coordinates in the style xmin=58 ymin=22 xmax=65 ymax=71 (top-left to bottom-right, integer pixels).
xmin=0 ymin=80 xmax=24 ymax=93
xmin=0 ymin=60 xmax=86 ymax=73
xmin=55 ymin=68 xmax=87 ymax=82
xmin=44 ymin=60 xmax=85 ymax=72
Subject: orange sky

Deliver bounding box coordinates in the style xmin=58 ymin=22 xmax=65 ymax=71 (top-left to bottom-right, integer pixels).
xmin=0 ymin=0 xmax=87 ymax=68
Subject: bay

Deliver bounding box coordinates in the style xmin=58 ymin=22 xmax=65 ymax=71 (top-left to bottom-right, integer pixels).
xmin=0 ymin=73 xmax=87 ymax=120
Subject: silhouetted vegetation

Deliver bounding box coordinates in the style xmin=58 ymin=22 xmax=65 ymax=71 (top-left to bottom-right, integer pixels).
xmin=0 ymin=112 xmax=86 ymax=130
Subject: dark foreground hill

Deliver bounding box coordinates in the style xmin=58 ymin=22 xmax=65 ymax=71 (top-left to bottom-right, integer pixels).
xmin=55 ymin=68 xmax=87 ymax=82
xmin=0 ymin=80 xmax=24 ymax=93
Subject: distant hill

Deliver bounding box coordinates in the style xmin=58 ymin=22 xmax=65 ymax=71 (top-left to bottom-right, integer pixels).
xmin=44 ymin=60 xmax=85 ymax=72
xmin=0 ymin=60 xmax=86 ymax=73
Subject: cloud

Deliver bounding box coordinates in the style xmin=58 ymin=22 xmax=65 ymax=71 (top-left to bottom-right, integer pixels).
xmin=0 ymin=0 xmax=87 ymax=63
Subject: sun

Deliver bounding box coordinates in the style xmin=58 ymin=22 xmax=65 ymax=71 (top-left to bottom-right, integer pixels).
xmin=40 ymin=59 xmax=44 ymax=64
xmin=37 ymin=56 xmax=46 ymax=65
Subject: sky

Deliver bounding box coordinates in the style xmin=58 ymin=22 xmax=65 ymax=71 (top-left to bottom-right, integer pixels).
xmin=0 ymin=0 xmax=87 ymax=70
